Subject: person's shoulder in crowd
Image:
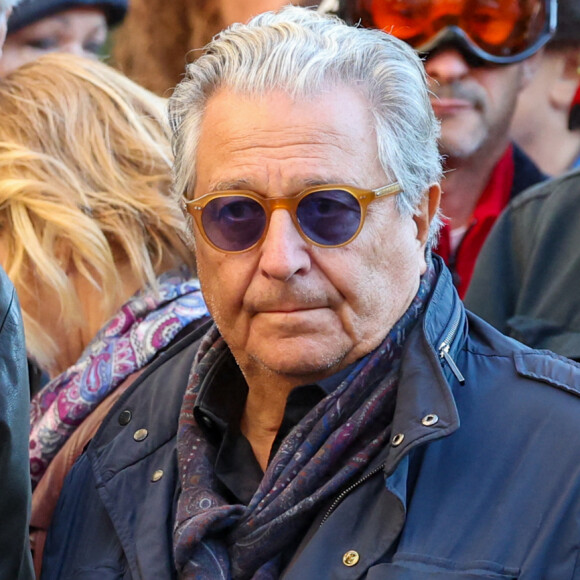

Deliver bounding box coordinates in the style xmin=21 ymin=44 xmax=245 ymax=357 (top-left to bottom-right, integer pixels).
xmin=503 ymin=165 xmax=580 ymax=213
xmin=41 ymin=317 xmax=210 ymax=579
xmin=465 ymin=168 xmax=580 ymax=359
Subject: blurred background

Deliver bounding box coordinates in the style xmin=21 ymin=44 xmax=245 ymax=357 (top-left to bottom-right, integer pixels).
xmin=110 ymin=0 xmax=318 ymax=95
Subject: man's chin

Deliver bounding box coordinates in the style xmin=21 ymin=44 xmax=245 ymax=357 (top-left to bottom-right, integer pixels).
xmin=250 ymin=349 xmax=346 ymax=382
xmin=439 ymin=121 xmax=485 ymax=162
xmin=440 ymin=137 xmax=484 ymax=164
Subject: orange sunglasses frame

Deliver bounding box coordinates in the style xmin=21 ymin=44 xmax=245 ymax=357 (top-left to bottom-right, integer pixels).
xmin=185 ymin=182 xmax=402 ymax=253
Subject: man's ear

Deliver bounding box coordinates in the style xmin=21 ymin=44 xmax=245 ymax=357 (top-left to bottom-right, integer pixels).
xmin=547 ymin=48 xmax=580 ymax=114
xmin=413 ymin=183 xmax=441 ymax=247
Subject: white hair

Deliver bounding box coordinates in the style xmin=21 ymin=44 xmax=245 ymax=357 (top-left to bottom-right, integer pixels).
xmin=0 ymin=0 xmax=20 ymax=13
xmin=169 ymin=5 xmax=443 ymax=242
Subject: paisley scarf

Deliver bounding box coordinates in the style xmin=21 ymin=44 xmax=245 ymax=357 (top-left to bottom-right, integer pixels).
xmin=29 ymin=266 xmax=208 ymax=488
xmin=173 ymin=262 xmax=436 ymax=579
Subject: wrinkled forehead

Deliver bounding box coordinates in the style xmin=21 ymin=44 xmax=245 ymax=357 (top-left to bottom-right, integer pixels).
xmin=193 ymin=86 xmax=382 ymax=194
xmin=176 ymin=81 xmax=380 ymax=197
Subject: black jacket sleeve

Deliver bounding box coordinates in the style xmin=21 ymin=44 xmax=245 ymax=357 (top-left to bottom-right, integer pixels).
xmin=0 ymin=266 xmax=34 ymax=580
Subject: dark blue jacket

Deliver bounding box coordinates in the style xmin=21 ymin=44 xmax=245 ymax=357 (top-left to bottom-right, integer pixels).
xmin=43 ymin=259 xmax=580 ymax=579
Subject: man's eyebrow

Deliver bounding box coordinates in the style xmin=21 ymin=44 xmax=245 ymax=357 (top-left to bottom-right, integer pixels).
xmin=208 ymin=177 xmax=346 ymax=193
xmin=208 ymin=179 xmax=254 ymax=192
xmin=302 ymin=177 xmax=345 ymax=186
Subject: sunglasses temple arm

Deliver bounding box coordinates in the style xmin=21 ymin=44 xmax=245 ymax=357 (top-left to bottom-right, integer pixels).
xmin=375 ymin=183 xmax=403 ymax=198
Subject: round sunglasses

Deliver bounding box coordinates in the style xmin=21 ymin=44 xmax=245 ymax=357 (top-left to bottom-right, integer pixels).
xmin=184 ymin=182 xmax=402 ymax=253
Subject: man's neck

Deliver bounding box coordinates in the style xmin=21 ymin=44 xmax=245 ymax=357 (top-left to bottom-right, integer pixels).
xmin=440 ymin=147 xmax=508 ymax=230
xmin=516 ymin=128 xmax=580 ymax=176
xmin=238 ymin=361 xmax=345 ymax=471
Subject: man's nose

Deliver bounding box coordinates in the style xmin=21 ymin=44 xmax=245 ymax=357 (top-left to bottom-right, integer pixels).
xmin=425 ymin=48 xmax=471 ymax=84
xmin=258 ymin=209 xmax=311 ymax=281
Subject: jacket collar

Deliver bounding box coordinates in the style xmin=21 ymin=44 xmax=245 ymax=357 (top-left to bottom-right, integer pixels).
xmin=382 ymin=256 xmax=465 ymax=474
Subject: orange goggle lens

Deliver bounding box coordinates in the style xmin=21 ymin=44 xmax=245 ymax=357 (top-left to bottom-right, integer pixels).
xmin=345 ymin=0 xmax=555 ymax=63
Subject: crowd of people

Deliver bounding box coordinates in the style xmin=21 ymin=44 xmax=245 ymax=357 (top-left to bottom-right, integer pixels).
xmin=1 ymin=0 xmax=580 ymax=578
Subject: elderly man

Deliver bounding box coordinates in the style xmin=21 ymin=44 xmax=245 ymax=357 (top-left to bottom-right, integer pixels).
xmin=0 ymin=3 xmax=35 ymax=580
xmin=42 ymin=7 xmax=580 ymax=579
xmin=319 ymin=0 xmax=549 ymax=297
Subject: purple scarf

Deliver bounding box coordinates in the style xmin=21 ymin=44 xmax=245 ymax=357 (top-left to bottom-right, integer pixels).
xmin=29 ymin=266 xmax=208 ymax=488
xmin=173 ymin=263 xmax=436 ymax=579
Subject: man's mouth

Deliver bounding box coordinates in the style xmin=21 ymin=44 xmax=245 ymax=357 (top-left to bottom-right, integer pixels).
xmin=431 ymin=97 xmax=473 ymax=116
xmin=255 ymin=304 xmax=326 ymax=314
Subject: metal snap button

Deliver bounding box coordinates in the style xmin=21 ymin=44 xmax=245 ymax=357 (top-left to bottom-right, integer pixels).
xmin=118 ymin=410 xmax=132 ymax=426
xmin=133 ymin=428 xmax=148 ymax=442
xmin=392 ymin=433 xmax=405 ymax=446
xmin=342 ymin=550 xmax=360 ymax=567
xmin=421 ymin=413 xmax=439 ymax=426
xmin=201 ymin=416 xmax=213 ymax=429
xmin=151 ymin=469 xmax=164 ymax=482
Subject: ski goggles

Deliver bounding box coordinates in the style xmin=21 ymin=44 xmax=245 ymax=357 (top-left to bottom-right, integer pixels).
xmin=326 ymin=0 xmax=557 ymax=65
xmin=185 ymin=182 xmax=402 ymax=253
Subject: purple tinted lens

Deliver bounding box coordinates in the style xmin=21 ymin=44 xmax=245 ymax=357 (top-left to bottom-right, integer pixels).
xmin=202 ymin=196 xmax=266 ymax=251
xmin=296 ymin=189 xmax=361 ymax=245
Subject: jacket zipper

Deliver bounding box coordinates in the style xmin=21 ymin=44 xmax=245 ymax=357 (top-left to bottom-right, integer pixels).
xmin=437 ymin=304 xmax=465 ymax=385
xmin=320 ymin=464 xmax=385 ymax=527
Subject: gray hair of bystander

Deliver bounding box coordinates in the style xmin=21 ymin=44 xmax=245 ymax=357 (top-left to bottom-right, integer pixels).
xmin=168 ymin=5 xmax=443 ymax=243
xmin=0 ymin=0 xmax=20 ymax=13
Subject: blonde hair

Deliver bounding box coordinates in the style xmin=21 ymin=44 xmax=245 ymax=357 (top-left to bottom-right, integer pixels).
xmin=0 ymin=53 xmax=195 ymax=369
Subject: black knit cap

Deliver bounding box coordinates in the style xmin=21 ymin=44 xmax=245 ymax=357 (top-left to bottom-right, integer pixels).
xmin=7 ymin=0 xmax=128 ymax=33
xmin=554 ymin=0 xmax=580 ymax=44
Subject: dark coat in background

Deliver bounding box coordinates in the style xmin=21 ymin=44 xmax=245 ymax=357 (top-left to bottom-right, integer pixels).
xmin=0 ymin=266 xmax=34 ymax=580
xmin=110 ymin=0 xmax=310 ymax=96
xmin=465 ymin=168 xmax=580 ymax=360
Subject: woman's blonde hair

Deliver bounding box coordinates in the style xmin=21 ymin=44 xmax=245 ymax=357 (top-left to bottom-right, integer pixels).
xmin=0 ymin=53 xmax=195 ymax=370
